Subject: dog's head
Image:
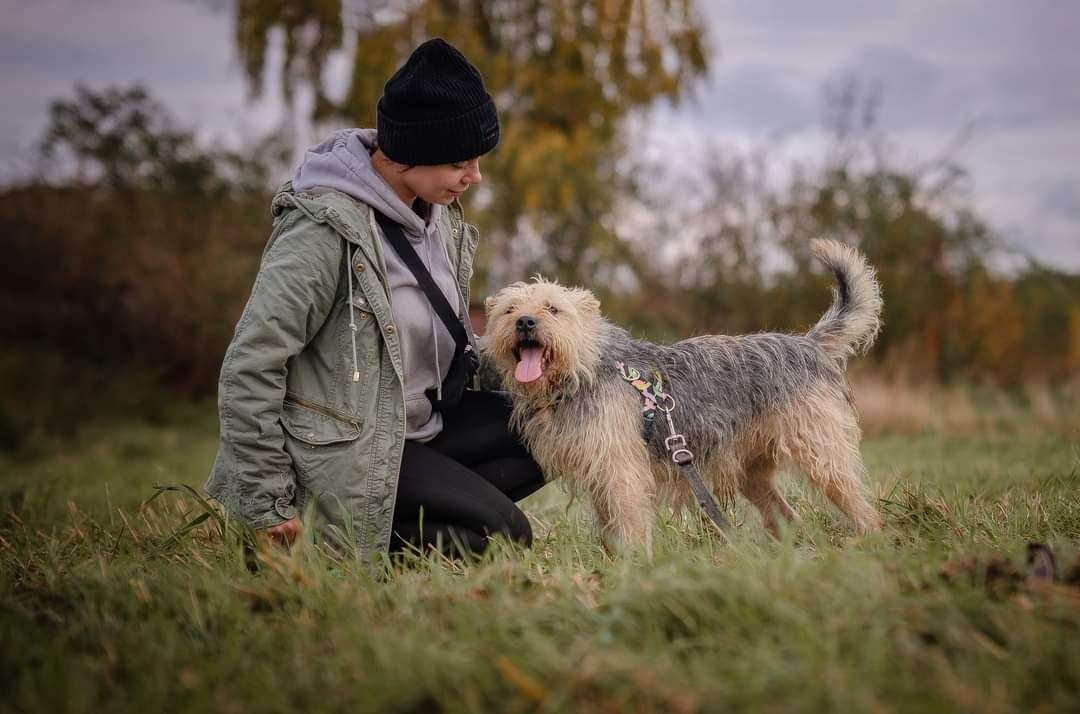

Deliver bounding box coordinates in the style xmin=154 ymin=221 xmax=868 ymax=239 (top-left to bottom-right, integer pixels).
xmin=484 ymin=277 xmax=603 ymax=397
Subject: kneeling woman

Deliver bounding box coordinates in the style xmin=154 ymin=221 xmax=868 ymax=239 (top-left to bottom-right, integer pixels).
xmin=205 ymin=38 xmax=545 ymax=558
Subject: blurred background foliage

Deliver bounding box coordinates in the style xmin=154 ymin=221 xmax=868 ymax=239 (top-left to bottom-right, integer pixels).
xmin=2 ymin=0 xmax=1078 ymax=449
xmin=234 ymin=0 xmax=707 ymax=287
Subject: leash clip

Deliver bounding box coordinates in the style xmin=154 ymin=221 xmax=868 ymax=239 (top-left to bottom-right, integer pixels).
xmin=664 ymin=433 xmax=687 ymax=451
xmin=659 ymin=394 xmax=691 ymax=464
xmin=615 ymin=360 xmax=732 ymax=533
xmin=665 ymin=433 xmax=694 ymax=465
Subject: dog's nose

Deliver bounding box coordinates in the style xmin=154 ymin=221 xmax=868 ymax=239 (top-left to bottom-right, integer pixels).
xmin=516 ymin=315 xmax=537 ymax=332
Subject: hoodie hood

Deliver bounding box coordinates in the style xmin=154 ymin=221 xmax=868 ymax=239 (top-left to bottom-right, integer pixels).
xmin=292 ymin=128 xmax=438 ymax=242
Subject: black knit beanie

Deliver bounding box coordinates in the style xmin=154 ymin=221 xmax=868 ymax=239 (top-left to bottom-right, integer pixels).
xmin=377 ymin=38 xmax=500 ymax=166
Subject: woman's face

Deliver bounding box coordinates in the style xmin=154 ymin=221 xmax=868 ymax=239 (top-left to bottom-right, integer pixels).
xmin=402 ymin=158 xmax=483 ymax=206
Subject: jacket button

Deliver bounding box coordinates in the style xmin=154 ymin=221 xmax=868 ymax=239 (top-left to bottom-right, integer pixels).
xmin=385 ymin=325 xmax=396 ymax=335
xmin=273 ymin=497 xmax=296 ymax=519
xmin=355 ymin=263 xmax=365 ymax=272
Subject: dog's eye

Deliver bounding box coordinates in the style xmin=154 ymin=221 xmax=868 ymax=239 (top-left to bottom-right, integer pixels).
xmin=547 ymin=305 xmax=559 ymax=315
xmin=505 ymin=306 xmax=515 ymax=315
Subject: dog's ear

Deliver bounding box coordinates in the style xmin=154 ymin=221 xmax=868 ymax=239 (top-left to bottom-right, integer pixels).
xmin=484 ymin=295 xmax=498 ymax=317
xmin=570 ymin=288 xmax=600 ymax=315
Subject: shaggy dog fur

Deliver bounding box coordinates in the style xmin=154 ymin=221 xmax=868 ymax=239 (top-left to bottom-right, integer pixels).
xmin=483 ymin=240 xmax=884 ymax=553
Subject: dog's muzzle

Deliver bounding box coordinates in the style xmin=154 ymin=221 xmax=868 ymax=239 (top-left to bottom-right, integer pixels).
xmin=512 ymin=315 xmax=548 ymax=384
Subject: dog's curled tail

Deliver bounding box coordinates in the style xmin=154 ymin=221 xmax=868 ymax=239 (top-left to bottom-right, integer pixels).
xmin=807 ymin=239 xmax=883 ymax=360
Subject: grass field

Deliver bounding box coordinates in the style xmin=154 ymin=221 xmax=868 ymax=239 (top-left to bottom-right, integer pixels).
xmin=2 ymin=396 xmax=1079 ymax=713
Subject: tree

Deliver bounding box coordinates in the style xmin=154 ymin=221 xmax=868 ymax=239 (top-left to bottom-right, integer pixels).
xmin=38 ymin=83 xmax=288 ymax=197
xmin=233 ymin=0 xmax=709 ymax=289
xmin=39 ymin=84 xmax=215 ymax=192
xmin=615 ymin=85 xmax=1078 ymax=385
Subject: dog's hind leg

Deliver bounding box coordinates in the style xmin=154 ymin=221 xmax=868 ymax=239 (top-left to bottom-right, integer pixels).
xmin=812 ymin=457 xmax=881 ymax=535
xmin=828 ymin=459 xmax=881 ymax=534
xmin=739 ymin=456 xmax=799 ymax=537
xmin=788 ymin=398 xmax=882 ymax=534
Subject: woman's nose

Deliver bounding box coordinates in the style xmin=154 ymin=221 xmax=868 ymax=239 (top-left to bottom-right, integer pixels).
xmin=465 ymin=162 xmax=482 ymax=185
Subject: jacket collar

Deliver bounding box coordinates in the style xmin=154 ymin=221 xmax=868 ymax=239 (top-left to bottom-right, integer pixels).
xmin=271 ymin=180 xmax=465 ymax=249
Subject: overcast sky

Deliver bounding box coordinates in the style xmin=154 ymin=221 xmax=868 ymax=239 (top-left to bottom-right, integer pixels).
xmin=2 ymin=0 xmax=1078 ymax=269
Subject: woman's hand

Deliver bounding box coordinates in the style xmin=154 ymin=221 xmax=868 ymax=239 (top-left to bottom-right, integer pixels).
xmin=264 ymin=517 xmax=303 ymax=548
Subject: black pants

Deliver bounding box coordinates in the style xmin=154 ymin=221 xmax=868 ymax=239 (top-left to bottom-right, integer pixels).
xmin=389 ymin=390 xmax=545 ymax=556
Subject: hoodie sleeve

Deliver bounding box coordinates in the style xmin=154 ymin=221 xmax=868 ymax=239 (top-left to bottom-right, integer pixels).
xmin=207 ymin=214 xmax=342 ymax=529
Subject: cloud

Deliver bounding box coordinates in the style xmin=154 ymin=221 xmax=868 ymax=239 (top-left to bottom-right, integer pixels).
xmin=0 ymin=0 xmax=1077 ymax=269
xmin=0 ymin=0 xmax=286 ymax=177
xmin=687 ymin=64 xmax=817 ymax=134
xmin=827 ymin=47 xmax=945 ymax=130
xmin=1041 ymin=180 xmax=1080 ymax=223
xmin=661 ymin=1 xmax=1080 ymax=269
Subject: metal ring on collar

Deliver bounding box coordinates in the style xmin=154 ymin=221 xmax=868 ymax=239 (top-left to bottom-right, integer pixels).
xmin=671 ymin=448 xmax=694 ymax=465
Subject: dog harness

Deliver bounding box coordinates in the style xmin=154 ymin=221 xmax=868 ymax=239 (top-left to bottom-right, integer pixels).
xmin=614 ymin=361 xmax=664 ymax=425
xmin=615 ymin=361 xmax=733 ymax=535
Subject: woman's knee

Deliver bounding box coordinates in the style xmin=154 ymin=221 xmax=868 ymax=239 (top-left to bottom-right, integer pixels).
xmin=497 ymin=506 xmax=533 ymax=548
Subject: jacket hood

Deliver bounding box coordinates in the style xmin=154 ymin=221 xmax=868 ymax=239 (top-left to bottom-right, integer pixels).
xmin=292 ymin=128 xmax=437 ymax=241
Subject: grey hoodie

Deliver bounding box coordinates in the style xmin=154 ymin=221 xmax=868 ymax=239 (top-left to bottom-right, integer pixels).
xmin=293 ymin=128 xmax=467 ymax=442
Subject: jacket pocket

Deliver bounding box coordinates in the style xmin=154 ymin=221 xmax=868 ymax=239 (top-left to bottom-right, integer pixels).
xmin=281 ymin=396 xmax=362 ymax=445
xmin=280 ymin=396 xmax=363 ymax=528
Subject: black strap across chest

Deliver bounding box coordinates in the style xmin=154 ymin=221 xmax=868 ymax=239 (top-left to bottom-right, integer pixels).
xmin=372 ymin=209 xmax=477 ymax=412
xmin=372 ymin=210 xmax=467 ymax=348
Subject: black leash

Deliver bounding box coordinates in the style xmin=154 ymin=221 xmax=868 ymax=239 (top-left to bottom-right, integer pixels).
xmin=656 ymin=396 xmax=734 ymax=536
xmin=615 ymin=362 xmax=733 ymax=535
xmin=677 ymin=456 xmax=734 ymax=535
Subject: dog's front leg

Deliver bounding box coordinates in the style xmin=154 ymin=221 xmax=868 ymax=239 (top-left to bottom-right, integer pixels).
xmin=569 ymin=392 xmax=657 ymax=556
xmin=587 ymin=454 xmax=656 ymax=557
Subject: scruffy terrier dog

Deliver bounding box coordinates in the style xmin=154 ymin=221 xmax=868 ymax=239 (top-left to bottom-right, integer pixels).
xmin=484 ymin=240 xmax=884 ymax=552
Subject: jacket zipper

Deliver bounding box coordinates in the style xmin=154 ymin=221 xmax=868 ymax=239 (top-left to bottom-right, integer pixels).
xmin=284 ymin=395 xmax=362 ymax=431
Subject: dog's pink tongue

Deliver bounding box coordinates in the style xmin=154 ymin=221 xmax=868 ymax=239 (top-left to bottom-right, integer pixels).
xmin=514 ymin=347 xmax=544 ymax=383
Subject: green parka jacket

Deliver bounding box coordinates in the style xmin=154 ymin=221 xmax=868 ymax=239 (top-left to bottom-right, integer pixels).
xmin=205 ymin=181 xmax=480 ymax=559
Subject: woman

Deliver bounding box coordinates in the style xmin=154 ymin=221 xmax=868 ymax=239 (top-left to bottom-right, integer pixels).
xmin=205 ymin=38 xmax=545 ymax=559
